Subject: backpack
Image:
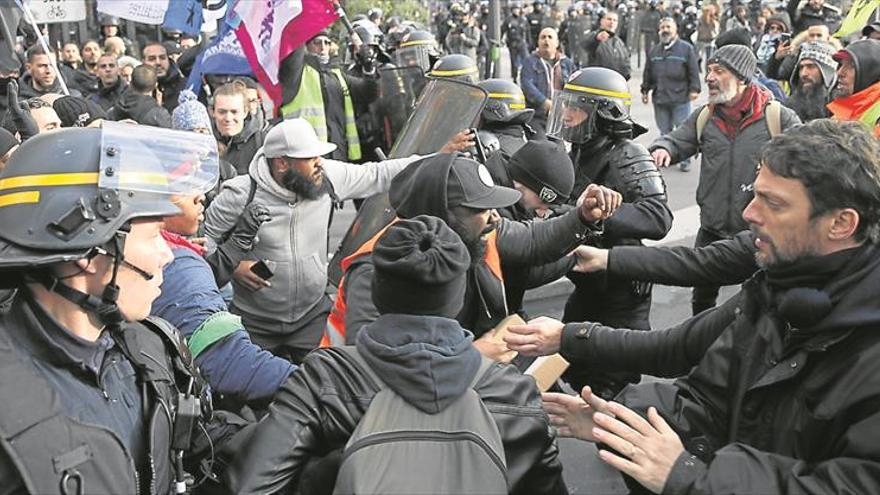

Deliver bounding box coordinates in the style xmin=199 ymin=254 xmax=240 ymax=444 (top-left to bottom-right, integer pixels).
xmin=695 ymin=99 xmax=782 ymax=143
xmin=332 ymin=346 xmax=508 ymax=495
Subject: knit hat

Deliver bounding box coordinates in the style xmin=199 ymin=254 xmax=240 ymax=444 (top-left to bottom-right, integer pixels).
xmin=371 ymin=215 xmax=471 ymax=318
xmin=715 ymin=28 xmax=753 ymax=50
xmin=0 ymin=127 xmax=18 ymax=157
xmin=708 ymin=44 xmax=757 ymax=82
xmin=507 ymin=140 xmax=575 ymax=205
xmin=792 ymin=41 xmax=838 ymax=90
xmin=172 ymin=90 xmax=212 ymax=132
xmin=52 ymin=96 xmax=106 ymax=127
xmin=766 ymin=13 xmax=790 ymax=32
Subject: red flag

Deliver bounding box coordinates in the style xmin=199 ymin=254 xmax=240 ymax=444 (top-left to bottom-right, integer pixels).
xmin=234 ymin=0 xmax=338 ymax=107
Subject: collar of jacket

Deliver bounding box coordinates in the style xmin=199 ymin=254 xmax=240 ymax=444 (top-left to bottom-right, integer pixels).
xmin=827 ymin=80 xmax=880 ymax=124
xmin=5 ymin=291 xmax=116 ymax=378
xmin=710 ymin=83 xmax=771 ymax=138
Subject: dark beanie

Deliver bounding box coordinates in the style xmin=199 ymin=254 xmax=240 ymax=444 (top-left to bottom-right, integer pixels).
xmin=0 ymin=127 xmax=19 ymax=157
xmin=371 ymin=215 xmax=471 ymax=318
xmin=715 ymin=27 xmax=752 ymax=50
xmin=507 ymin=140 xmax=575 ymax=205
xmin=708 ymin=44 xmax=757 ymax=82
xmin=53 ymin=96 xmax=106 ymax=128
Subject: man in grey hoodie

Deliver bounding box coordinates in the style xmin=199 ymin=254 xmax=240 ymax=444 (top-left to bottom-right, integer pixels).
xmin=204 ymin=118 xmax=467 ymax=363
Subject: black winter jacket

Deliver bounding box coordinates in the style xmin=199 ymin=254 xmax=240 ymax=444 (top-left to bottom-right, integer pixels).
xmin=224 ymin=313 xmax=568 ymax=495
xmin=109 ymin=87 xmax=172 ymax=128
xmin=618 ymin=243 xmax=880 ymax=494
xmin=216 ymin=114 xmax=266 ymax=175
xmin=90 ymin=76 xmax=128 ymax=111
xmin=641 ymin=38 xmax=701 ymax=105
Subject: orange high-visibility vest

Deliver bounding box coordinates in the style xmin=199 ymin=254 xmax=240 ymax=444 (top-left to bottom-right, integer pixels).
xmin=320 ymin=221 xmax=504 ymax=348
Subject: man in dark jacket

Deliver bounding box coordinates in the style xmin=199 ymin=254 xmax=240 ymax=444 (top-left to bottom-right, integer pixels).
xmin=142 ymin=41 xmax=185 ymax=114
xmin=224 ymin=215 xmax=568 ymax=494
xmin=792 ymin=0 xmax=841 ymax=33
xmin=641 ymin=17 xmax=701 ymax=171
xmin=584 ymin=11 xmax=632 ymax=80
xmin=827 ymin=39 xmax=880 ymax=138
xmin=211 ymin=81 xmax=266 ymax=174
xmin=90 ymin=53 xmax=127 ymax=111
xmin=539 ymin=118 xmax=880 ymax=495
xmin=651 ymin=45 xmax=801 ymax=314
xmin=109 ymin=64 xmax=172 ymax=127
xmin=520 ymin=27 xmax=576 ymax=129
xmin=326 ymin=153 xmax=619 ymax=350
xmin=17 ymin=46 xmax=74 ymax=99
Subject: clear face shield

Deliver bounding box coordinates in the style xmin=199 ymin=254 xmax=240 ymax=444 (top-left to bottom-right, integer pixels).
xmin=98 ymin=121 xmax=220 ymax=198
xmin=545 ymin=91 xmax=598 ymax=144
xmin=394 ymin=43 xmax=433 ymax=73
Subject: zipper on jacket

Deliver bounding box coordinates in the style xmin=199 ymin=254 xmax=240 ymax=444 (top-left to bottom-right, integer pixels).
xmin=342 ymin=430 xmax=507 ymax=476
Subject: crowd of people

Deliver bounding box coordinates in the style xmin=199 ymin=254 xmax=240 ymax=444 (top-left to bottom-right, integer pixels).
xmin=0 ymin=0 xmax=878 ymax=494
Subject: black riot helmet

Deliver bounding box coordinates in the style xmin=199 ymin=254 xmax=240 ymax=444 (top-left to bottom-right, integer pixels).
xmin=429 ymin=54 xmax=479 ymax=83
xmin=546 ymin=67 xmax=632 ymax=144
xmin=477 ymin=78 xmax=534 ymax=125
xmin=0 ymin=123 xmax=218 ymax=323
xmin=395 ymin=30 xmax=440 ymax=73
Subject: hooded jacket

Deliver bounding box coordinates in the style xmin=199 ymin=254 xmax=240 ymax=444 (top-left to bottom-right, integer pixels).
xmin=203 ymin=149 xmax=420 ymax=326
xmin=618 ymin=243 xmax=880 ymax=495
xmin=340 ymin=154 xmax=597 ymax=339
xmin=224 ymin=313 xmax=568 ymax=495
xmin=157 ymin=62 xmax=185 ymax=114
xmin=17 ymin=72 xmax=77 ymax=99
xmin=827 ymin=39 xmax=880 ymax=137
xmin=108 ymin=86 xmax=172 ymax=128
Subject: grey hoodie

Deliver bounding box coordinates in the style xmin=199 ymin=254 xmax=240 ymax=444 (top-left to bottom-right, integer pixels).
xmin=204 ymin=149 xmax=421 ymax=325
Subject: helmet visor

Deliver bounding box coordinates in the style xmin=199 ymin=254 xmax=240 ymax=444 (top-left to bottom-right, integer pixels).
xmin=546 ymin=92 xmax=597 ymax=144
xmin=99 ymin=121 xmax=220 ymax=197
xmin=394 ymin=44 xmax=432 ymax=73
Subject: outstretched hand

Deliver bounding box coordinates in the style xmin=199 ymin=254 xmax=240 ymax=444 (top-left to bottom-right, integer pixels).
xmin=541 ymin=386 xmax=613 ymax=441
xmin=503 ymin=316 xmax=563 ymax=356
xmin=439 ymin=129 xmax=476 ymax=154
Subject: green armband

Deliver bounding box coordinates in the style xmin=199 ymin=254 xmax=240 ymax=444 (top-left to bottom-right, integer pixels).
xmin=187 ymin=311 xmax=243 ymax=359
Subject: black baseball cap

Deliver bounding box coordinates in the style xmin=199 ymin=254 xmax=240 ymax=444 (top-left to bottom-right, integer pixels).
xmin=446 ymin=156 xmax=521 ymax=209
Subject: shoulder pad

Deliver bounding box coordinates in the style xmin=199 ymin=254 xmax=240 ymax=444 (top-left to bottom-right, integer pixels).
xmin=611 ymin=140 xmax=668 ymax=201
xmin=142 ymin=316 xmax=194 ymax=366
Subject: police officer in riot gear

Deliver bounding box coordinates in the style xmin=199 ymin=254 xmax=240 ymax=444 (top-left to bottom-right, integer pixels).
xmin=546 ymin=67 xmax=673 ymax=398
xmin=0 ymin=123 xmax=245 ymax=493
xmin=394 ymin=30 xmax=441 ymax=74
xmin=348 ymin=20 xmax=393 ymax=163
xmin=502 ymin=3 xmax=530 ymax=82
xmin=429 ymin=54 xmax=480 ymax=83
xmin=475 ymin=78 xmax=541 ymax=181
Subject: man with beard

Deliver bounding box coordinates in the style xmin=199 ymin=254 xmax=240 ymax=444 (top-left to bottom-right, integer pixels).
xmin=651 ymin=45 xmax=800 ymax=315
xmin=17 ymin=46 xmax=74 ymax=99
xmin=784 ymin=41 xmax=836 ymax=121
xmin=321 ymin=153 xmax=621 ymax=353
xmin=827 ymin=39 xmax=880 ymax=137
xmin=89 ymin=53 xmax=127 ymax=111
xmin=142 ymin=41 xmax=185 ymax=114
xmin=204 ymin=119 xmax=470 ymax=363
xmin=641 ymin=18 xmax=701 ymax=171
xmin=535 ymin=119 xmax=880 ymax=495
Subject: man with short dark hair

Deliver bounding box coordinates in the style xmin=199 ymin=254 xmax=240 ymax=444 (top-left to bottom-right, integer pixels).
xmin=224 ymin=215 xmax=568 ymax=494
xmin=90 ymin=53 xmax=127 ymax=111
xmin=540 ymin=118 xmax=880 ymax=495
xmin=142 ymin=41 xmax=185 ymax=113
xmin=584 ymin=11 xmax=631 ymax=80
xmin=18 ymin=46 xmax=66 ymax=98
xmin=108 ymin=65 xmax=171 ymax=127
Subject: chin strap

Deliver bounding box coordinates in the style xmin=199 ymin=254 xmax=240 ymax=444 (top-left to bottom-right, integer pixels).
xmin=32 ymin=231 xmax=129 ymax=330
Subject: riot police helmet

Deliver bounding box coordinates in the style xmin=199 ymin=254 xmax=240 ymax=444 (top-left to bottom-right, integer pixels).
xmin=395 ymin=30 xmax=440 ymax=73
xmin=546 ymin=67 xmax=632 ymax=144
xmin=477 ymin=79 xmax=534 ymax=125
xmin=429 ymin=54 xmax=479 ymax=83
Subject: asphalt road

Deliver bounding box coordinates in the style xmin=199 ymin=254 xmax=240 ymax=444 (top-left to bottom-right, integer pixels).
xmin=326 ymin=51 xmax=741 ymax=493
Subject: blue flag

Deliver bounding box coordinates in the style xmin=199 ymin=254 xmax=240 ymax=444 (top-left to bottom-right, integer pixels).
xmin=163 ymin=0 xmax=203 ymax=36
xmin=186 ymin=19 xmax=253 ymax=96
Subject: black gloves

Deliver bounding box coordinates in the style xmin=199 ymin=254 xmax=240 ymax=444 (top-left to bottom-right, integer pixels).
xmin=7 ymin=81 xmax=39 ymax=141
xmin=230 ymin=203 xmax=271 ymax=251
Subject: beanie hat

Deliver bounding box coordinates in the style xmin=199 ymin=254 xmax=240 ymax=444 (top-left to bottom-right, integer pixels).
xmin=766 ymin=13 xmax=790 ymax=32
xmin=792 ymin=41 xmax=838 ymax=90
xmin=708 ymin=44 xmax=757 ymax=82
xmin=715 ymin=27 xmax=753 ymax=50
xmin=172 ymin=90 xmax=212 ymax=132
xmin=52 ymin=96 xmax=106 ymax=128
xmin=507 ymin=140 xmax=575 ymax=205
xmin=371 ymin=215 xmax=471 ymax=318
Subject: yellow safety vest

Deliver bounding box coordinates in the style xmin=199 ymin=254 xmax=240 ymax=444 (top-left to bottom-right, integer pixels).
xmin=281 ymin=64 xmax=362 ymax=161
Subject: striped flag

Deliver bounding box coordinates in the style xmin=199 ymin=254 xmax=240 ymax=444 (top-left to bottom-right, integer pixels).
xmin=232 ymin=0 xmax=338 ymax=106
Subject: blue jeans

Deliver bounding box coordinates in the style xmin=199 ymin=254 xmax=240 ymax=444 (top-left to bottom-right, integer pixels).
xmin=654 ymin=101 xmax=693 ymax=168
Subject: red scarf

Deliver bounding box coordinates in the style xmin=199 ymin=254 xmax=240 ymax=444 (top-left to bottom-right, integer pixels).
xmin=161 ymin=230 xmax=206 ymax=256
xmin=710 ymin=84 xmax=770 ymax=139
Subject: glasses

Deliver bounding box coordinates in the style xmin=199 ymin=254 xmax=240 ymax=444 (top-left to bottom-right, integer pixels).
xmin=310 ymin=38 xmax=332 ymax=46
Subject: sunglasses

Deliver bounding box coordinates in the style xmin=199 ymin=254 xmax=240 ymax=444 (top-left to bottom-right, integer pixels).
xmin=310 ymin=38 xmax=332 ymax=46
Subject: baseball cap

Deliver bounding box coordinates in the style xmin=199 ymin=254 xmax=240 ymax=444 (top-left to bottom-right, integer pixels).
xmin=863 ymin=21 xmax=880 ymax=37
xmin=446 ymin=156 xmax=521 ymax=209
xmin=263 ymin=118 xmax=337 ymax=159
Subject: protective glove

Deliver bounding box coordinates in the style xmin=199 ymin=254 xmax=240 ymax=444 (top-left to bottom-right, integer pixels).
xmin=230 ymin=203 xmax=271 ymax=251
xmin=355 ymin=46 xmax=376 ymax=75
xmin=7 ymin=80 xmax=39 ymax=141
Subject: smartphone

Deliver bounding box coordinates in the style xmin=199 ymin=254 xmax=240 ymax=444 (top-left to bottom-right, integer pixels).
xmin=778 ymin=32 xmax=792 ymax=44
xmin=250 ymin=259 xmax=276 ymax=280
